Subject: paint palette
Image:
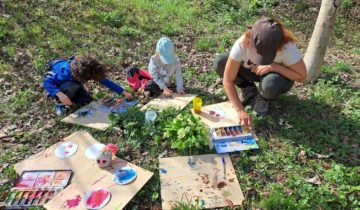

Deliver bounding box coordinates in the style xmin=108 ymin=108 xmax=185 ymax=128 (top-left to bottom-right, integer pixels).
xmin=5 ymin=170 xmax=73 ymax=209
xmin=210 ymin=126 xmax=259 ymax=153
xmin=83 ymin=189 xmax=111 ymax=209
xmin=113 ymin=166 xmax=137 ymax=185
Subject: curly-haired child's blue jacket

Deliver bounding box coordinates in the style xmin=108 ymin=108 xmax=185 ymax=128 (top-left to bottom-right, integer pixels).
xmin=43 ymin=60 xmax=124 ymax=96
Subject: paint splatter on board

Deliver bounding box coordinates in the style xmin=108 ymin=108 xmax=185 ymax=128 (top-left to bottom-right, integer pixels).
xmin=91 ymin=174 xmax=107 ymax=186
xmin=187 ymin=157 xmax=196 ymax=168
xmin=217 ymin=181 xmax=227 ymax=189
xmin=160 ymin=168 xmax=167 ymax=174
xmin=61 ymin=195 xmax=81 ymax=209
xmin=200 ymin=174 xmax=210 ymax=185
xmin=229 ymin=178 xmax=235 ymax=182
xmin=224 ymin=199 xmax=235 ymax=208
xmin=200 ymin=199 xmax=205 ymax=207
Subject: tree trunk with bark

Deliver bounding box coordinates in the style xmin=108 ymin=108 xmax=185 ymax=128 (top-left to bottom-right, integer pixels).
xmin=304 ymin=0 xmax=341 ymax=82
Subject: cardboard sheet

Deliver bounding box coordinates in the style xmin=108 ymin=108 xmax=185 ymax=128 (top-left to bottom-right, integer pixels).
xmin=61 ymin=102 xmax=112 ymax=130
xmin=142 ymin=93 xmax=196 ymax=111
xmin=14 ymin=131 xmax=153 ymax=210
xmin=191 ymin=101 xmax=240 ymax=128
xmin=159 ymin=154 xmax=244 ymax=209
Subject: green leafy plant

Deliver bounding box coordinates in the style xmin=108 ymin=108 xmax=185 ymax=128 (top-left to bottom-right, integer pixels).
xmin=171 ymin=193 xmax=204 ymax=210
xmin=163 ymin=112 xmax=208 ymax=151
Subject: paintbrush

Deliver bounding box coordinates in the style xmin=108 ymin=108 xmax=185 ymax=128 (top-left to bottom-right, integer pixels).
xmin=222 ymin=156 xmax=226 ymax=180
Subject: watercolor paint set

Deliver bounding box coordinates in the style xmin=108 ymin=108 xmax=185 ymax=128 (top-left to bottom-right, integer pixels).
xmin=210 ymin=126 xmax=259 ymax=153
xmin=4 ymin=170 xmax=73 ymax=209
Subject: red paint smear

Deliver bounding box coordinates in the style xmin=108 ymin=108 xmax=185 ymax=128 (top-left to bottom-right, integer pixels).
xmin=64 ymin=195 xmax=81 ymax=208
xmin=65 ymin=151 xmax=69 ymax=154
xmin=86 ymin=190 xmax=109 ymax=208
xmin=91 ymin=174 xmax=107 ymax=186
xmin=36 ymin=175 xmax=51 ymax=186
xmin=105 ymin=183 xmax=117 ymax=189
xmin=209 ymin=111 xmax=215 ymax=115
xmin=68 ymin=144 xmax=73 ymax=148
xmin=15 ymin=181 xmax=33 ymax=188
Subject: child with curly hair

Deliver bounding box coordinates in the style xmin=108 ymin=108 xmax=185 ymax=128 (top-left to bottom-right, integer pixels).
xmin=43 ymin=55 xmax=132 ymax=115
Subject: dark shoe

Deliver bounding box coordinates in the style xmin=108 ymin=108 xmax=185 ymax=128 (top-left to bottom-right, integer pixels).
xmin=240 ymin=85 xmax=258 ymax=106
xmin=253 ymin=93 xmax=269 ymax=116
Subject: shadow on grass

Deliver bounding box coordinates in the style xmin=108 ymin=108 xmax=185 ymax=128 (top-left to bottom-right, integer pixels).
xmin=186 ymin=87 xmax=225 ymax=105
xmin=257 ymin=94 xmax=359 ymax=167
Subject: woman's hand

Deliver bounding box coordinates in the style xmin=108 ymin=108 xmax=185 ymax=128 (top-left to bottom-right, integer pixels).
xmin=56 ymin=92 xmax=72 ymax=106
xmin=237 ymin=109 xmax=252 ymax=127
xmin=122 ymin=91 xmax=133 ymax=100
xmin=163 ymin=87 xmax=173 ymax=96
xmin=252 ymin=64 xmax=273 ymax=76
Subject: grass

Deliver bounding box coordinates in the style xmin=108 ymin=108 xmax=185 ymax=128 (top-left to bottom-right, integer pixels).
xmin=0 ymin=0 xmax=359 ymax=209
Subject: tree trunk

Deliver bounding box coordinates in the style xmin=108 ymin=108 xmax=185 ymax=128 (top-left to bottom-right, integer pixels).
xmin=304 ymin=0 xmax=341 ymax=82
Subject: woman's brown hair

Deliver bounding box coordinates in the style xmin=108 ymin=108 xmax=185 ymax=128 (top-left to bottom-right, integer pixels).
xmin=242 ymin=18 xmax=297 ymax=50
xmin=71 ymin=55 xmax=107 ymax=82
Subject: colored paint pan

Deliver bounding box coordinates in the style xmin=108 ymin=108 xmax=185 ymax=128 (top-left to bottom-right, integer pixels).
xmin=224 ymin=127 xmax=231 ymax=136
xmin=12 ymin=191 xmax=24 ymax=206
xmin=230 ymin=127 xmax=236 ymax=135
xmin=19 ymin=191 xmax=30 ymax=206
xmin=32 ymin=191 xmax=44 ymax=205
xmin=215 ymin=129 xmax=221 ymax=137
xmin=220 ymin=128 xmax=226 ymax=136
xmin=38 ymin=191 xmax=48 ymax=205
xmin=5 ymin=190 xmax=17 ymax=205
xmin=24 ymin=191 xmax=36 ymax=206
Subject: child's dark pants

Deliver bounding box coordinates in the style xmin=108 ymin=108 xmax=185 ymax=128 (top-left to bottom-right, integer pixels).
xmin=55 ymin=81 xmax=92 ymax=106
xmin=213 ymin=53 xmax=294 ymax=100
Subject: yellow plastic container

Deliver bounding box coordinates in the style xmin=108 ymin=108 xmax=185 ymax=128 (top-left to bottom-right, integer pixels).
xmin=193 ymin=97 xmax=202 ymax=114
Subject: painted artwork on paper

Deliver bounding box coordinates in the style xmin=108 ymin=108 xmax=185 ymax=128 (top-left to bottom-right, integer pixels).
xmin=142 ymin=94 xmax=196 ymax=111
xmin=159 ymin=154 xmax=244 ymax=209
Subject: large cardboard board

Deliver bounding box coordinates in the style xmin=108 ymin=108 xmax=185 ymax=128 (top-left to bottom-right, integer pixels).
xmin=14 ymin=131 xmax=153 ymax=210
xmin=191 ymin=101 xmax=239 ymax=128
xmin=159 ymin=154 xmax=244 ymax=209
xmin=61 ymin=102 xmax=111 ymax=130
xmin=142 ymin=93 xmax=196 ymax=111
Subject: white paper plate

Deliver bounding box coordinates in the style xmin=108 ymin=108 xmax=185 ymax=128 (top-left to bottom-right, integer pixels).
xmin=113 ymin=166 xmax=137 ymax=185
xmin=85 ymin=143 xmax=106 ymax=159
xmin=83 ymin=188 xmax=111 ymax=209
xmin=209 ymin=108 xmax=225 ymax=119
xmin=55 ymin=142 xmax=78 ymax=159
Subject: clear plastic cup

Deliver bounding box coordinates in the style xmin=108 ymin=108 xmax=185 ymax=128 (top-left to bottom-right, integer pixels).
xmin=145 ymin=110 xmax=157 ymax=123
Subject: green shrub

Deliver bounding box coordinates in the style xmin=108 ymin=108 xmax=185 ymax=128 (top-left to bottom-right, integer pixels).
xmin=164 ymin=112 xmax=208 ymax=151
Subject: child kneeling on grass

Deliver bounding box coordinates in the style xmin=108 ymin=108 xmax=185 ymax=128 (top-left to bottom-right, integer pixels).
xmin=148 ymin=37 xmax=185 ymax=96
xmin=43 ymin=55 xmax=132 ymax=115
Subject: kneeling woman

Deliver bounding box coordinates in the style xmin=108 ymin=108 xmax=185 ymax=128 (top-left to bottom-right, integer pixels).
xmin=213 ymin=17 xmax=307 ymax=126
